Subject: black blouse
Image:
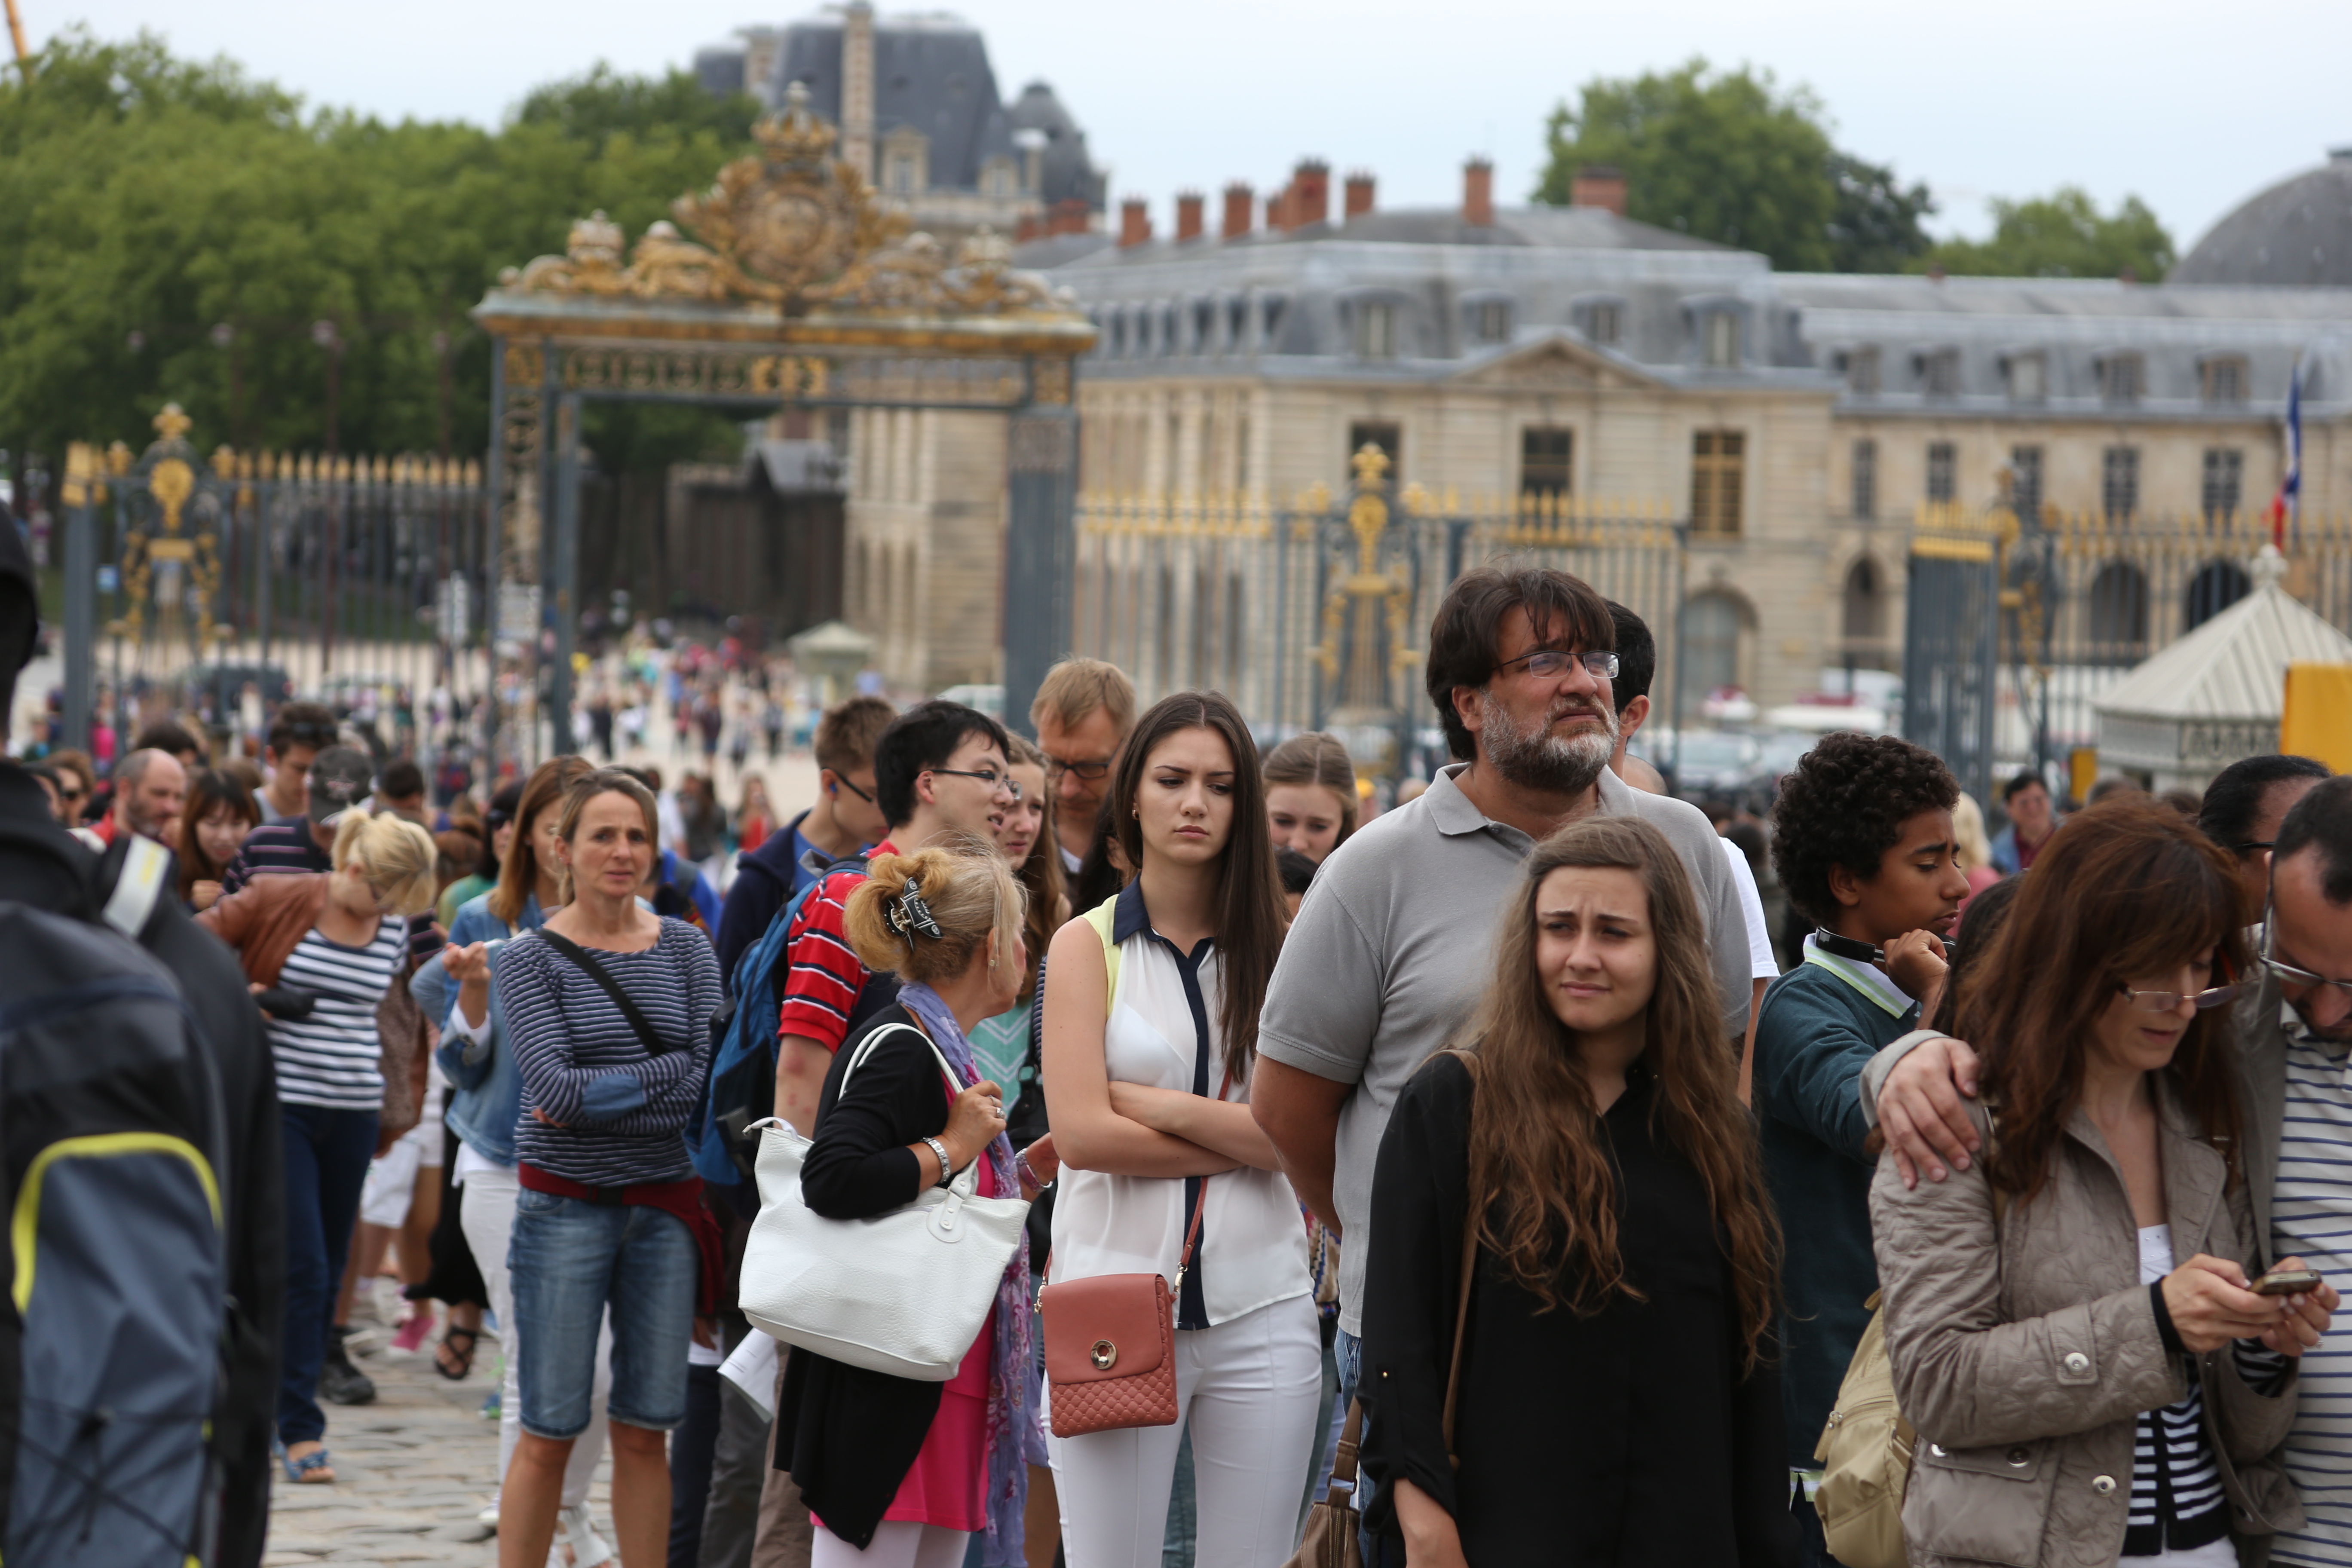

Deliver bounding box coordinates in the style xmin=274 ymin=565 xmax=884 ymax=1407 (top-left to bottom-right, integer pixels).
xmin=773 ymin=1005 xmax=961 ymax=1550
xmin=1358 ymin=1052 xmax=1796 ymax=1568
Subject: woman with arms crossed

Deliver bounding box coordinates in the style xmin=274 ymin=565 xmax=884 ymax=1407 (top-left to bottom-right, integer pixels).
xmin=1041 ymin=690 xmax=1316 ymax=1568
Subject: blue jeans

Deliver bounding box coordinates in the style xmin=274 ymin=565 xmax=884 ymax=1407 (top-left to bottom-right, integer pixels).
xmin=510 ymin=1188 xmax=700 ymax=1438
xmin=278 ymin=1102 xmax=380 ymax=1445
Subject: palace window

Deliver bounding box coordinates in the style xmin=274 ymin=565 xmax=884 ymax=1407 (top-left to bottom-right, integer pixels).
xmin=1843 ymin=557 xmax=1887 ymax=645
xmin=2203 ymin=357 xmax=2248 ymax=406
xmin=2101 ymin=446 xmax=2140 ymax=518
xmin=1472 ymin=299 xmax=1511 ymax=344
xmin=1521 ymin=429 xmax=1574 ymax=501
xmin=887 ymin=154 xmax=919 ymax=195
xmin=1690 ymin=430 xmax=1746 ymax=535
xmin=1852 ymin=439 xmax=1877 ymax=520
xmin=2010 ymin=446 xmax=2044 ymax=521
xmin=1847 ymin=346 xmax=1882 ymax=395
xmin=1356 ymin=302 xmax=1398 ymax=360
xmin=1586 ymin=302 xmax=1623 ymax=346
xmin=1703 ymin=312 xmax=1740 ymax=368
xmin=1920 ymin=348 xmax=1960 ymax=399
xmin=2202 ymin=448 xmax=2244 ymax=521
xmin=2007 ymin=353 xmax=2046 ymax=403
xmin=1926 ymin=442 xmax=1957 ymax=504
xmin=2100 ymin=353 xmax=2145 ymax=405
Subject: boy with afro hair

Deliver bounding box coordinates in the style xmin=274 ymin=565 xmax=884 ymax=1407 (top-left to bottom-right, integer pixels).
xmin=1756 ymin=732 xmax=1970 ymax=1562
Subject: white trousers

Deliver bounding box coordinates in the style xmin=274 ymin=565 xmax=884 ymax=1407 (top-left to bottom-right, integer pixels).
xmin=1047 ymin=1294 xmax=1320 ymax=1568
xmin=459 ymin=1164 xmax=610 ymax=1510
xmin=809 ymin=1521 xmax=971 ymax=1568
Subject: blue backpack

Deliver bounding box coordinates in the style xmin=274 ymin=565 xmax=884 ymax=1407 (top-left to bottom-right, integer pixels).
xmin=691 ymin=852 xmax=873 ymax=1184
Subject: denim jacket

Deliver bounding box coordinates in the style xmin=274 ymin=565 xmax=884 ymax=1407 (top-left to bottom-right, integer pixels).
xmin=411 ymin=890 xmax=545 ymax=1167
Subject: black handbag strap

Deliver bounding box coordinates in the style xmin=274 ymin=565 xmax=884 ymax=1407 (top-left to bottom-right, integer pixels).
xmin=539 ymin=927 xmax=673 ymax=1055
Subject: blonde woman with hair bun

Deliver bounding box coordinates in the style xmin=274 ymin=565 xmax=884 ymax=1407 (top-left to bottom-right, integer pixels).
xmin=778 ymin=844 xmax=1054 ymax=1568
xmin=199 ymin=806 xmax=441 ymax=1486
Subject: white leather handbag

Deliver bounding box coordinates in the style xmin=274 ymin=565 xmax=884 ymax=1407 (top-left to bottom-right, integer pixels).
xmin=737 ymin=1022 xmax=1029 ymax=1381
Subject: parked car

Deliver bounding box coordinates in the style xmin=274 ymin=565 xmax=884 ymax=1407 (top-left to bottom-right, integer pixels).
xmin=1637 ymin=727 xmax=1762 ymax=803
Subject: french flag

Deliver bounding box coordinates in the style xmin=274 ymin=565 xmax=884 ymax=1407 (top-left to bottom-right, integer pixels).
xmin=2268 ymin=361 xmax=2303 ymax=548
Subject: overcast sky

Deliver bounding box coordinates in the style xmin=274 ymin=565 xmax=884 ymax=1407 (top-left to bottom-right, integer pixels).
xmin=34 ymin=0 xmax=2352 ymax=254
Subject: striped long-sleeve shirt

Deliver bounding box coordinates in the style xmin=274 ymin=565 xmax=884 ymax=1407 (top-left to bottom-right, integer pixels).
xmin=499 ymin=918 xmax=721 ymax=1187
xmin=2267 ymin=1009 xmax=2352 ymax=1566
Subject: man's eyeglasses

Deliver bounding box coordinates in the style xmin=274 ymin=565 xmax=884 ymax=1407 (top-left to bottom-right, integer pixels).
xmin=930 ymin=767 xmax=1020 ymax=802
xmin=833 ymin=774 xmax=877 ymax=805
xmin=2258 ymin=894 xmax=2352 ymax=997
xmin=2233 ymin=840 xmax=2275 ymax=855
xmin=1492 ymin=649 xmax=1620 ymax=682
xmin=1044 ymin=753 xmax=1113 ymax=783
xmin=2116 ymin=983 xmax=2241 ymax=1013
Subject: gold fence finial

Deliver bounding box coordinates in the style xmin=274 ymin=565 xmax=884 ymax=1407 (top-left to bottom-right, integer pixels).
xmin=153 ymin=403 xmax=193 ymax=443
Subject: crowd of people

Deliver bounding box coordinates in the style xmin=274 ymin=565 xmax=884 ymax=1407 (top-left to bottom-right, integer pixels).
xmin=12 ymin=494 xmax=2352 ymax=1568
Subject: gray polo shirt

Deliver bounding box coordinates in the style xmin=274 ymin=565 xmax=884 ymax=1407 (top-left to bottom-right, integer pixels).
xmin=1257 ymin=762 xmax=1750 ymax=1334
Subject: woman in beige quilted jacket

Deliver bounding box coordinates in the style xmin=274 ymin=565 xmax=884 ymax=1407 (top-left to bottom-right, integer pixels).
xmin=1871 ymin=798 xmax=2338 ymax=1568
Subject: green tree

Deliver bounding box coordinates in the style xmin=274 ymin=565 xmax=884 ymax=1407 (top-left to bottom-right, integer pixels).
xmin=1534 ymin=59 xmax=1935 ymax=274
xmin=1536 ymin=59 xmax=1838 ymax=270
xmin=1915 ymin=187 xmax=2174 ymax=281
xmin=1826 ymin=153 xmax=1936 ymax=274
xmin=0 ymin=34 xmax=760 ymax=471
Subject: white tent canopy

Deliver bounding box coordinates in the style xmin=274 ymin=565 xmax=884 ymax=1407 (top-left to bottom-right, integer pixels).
xmin=2094 ymin=545 xmax=2352 ymax=793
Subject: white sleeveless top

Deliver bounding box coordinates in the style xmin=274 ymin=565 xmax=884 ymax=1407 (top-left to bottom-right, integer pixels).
xmin=1047 ymin=884 xmax=1311 ymax=1326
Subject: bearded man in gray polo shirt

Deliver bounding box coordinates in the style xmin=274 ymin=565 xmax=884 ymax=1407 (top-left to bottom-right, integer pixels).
xmin=1253 ymin=564 xmax=1752 ymax=1440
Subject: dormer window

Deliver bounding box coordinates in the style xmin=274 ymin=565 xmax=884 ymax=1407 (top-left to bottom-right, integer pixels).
xmin=1472 ymin=299 xmax=1511 ymax=344
xmin=2100 ymin=353 xmax=2144 ymax=405
xmin=1356 ymin=302 xmax=1399 ymax=360
xmin=1261 ymin=295 xmax=1288 ymax=349
xmin=1227 ymin=297 xmax=1250 ymax=351
xmin=2202 ymin=356 xmax=2248 ymax=405
xmin=1847 ymin=346 xmax=1882 ymax=395
xmin=1704 ymin=312 xmax=1739 ymax=368
xmin=887 ymin=155 xmax=918 ymax=195
xmin=2006 ymin=352 xmax=2046 ymax=403
xmin=1193 ymin=299 xmax=1216 ymax=352
xmin=1919 ymin=348 xmax=1960 ymax=399
xmin=1587 ymin=303 xmax=1622 ymax=346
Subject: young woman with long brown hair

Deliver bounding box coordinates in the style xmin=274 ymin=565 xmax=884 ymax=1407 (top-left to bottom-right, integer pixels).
xmin=1358 ymin=815 xmax=1792 ymax=1567
xmin=1872 ymin=798 xmax=2331 ymax=1568
xmin=1040 ymin=689 xmax=1313 ymax=1568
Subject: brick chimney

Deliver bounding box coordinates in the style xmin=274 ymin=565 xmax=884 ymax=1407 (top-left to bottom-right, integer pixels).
xmin=1344 ymin=171 xmax=1375 ymax=220
xmin=1222 ymin=182 xmax=1253 ymax=239
xmin=1570 ymin=164 xmax=1626 ymax=217
xmin=1290 ymin=160 xmax=1329 ymax=227
xmin=1462 ymin=158 xmax=1494 ymax=227
xmin=1047 ymin=198 xmax=1091 ymax=237
xmin=1176 ymin=191 xmax=1205 ymax=242
xmin=1119 ymin=197 xmax=1152 ymax=249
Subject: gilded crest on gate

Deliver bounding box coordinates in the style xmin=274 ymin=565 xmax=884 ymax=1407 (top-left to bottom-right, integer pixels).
xmin=501 ymin=83 xmax=1072 ymax=318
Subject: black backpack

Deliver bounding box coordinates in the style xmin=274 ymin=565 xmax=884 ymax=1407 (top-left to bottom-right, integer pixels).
xmin=0 ymin=833 xmax=231 ymax=1566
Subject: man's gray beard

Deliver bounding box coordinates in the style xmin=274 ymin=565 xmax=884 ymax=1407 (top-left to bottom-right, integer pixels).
xmin=1479 ymin=691 xmax=1618 ymax=797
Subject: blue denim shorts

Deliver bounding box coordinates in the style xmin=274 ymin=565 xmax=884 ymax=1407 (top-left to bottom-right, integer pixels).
xmin=509 ymin=1188 xmax=699 ymax=1439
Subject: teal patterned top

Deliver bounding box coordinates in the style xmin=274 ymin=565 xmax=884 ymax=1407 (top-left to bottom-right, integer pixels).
xmin=967 ymin=998 xmax=1034 ymax=1109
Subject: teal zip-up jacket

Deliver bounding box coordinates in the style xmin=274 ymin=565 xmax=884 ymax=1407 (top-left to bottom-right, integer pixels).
xmin=1752 ymin=941 xmax=1920 ymax=1473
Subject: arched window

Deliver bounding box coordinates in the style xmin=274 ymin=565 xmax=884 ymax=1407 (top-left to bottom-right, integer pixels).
xmin=1684 ymin=591 xmax=1749 ymax=697
xmin=1842 ymin=557 xmax=1886 ymax=644
xmin=2087 ymin=560 xmax=2149 ymax=660
xmin=2183 ymin=559 xmax=2250 ymax=633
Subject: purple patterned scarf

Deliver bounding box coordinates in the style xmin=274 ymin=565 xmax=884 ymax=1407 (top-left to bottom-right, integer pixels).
xmin=897 ymin=981 xmax=1047 ymax=1564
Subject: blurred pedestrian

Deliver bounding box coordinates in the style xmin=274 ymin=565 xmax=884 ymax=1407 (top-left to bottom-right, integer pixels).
xmin=1032 ymin=660 xmax=1135 ymax=874
xmin=181 ymin=766 xmax=262 ymax=912
xmin=1261 ymin=732 xmax=1358 ymax=864
xmin=2197 ymin=753 xmax=2330 ymax=928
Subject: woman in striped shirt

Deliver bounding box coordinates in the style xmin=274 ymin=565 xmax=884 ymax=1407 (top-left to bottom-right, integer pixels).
xmin=472 ymin=768 xmax=721 ymax=1568
xmin=200 ymin=807 xmax=440 ymax=1485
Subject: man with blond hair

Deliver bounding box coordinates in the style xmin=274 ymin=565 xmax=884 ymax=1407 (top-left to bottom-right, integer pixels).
xmin=1031 ymin=657 xmax=1136 ymax=871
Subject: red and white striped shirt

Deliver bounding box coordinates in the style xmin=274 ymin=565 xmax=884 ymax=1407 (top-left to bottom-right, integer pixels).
xmin=775 ymin=838 xmax=898 ymax=1051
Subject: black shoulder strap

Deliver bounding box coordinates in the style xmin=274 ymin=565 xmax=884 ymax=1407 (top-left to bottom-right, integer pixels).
xmin=538 ymin=927 xmax=674 ymax=1055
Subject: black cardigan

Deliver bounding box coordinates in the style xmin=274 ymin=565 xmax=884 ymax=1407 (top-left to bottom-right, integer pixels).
xmin=773 ymin=1005 xmax=963 ymax=1550
xmin=1357 ymin=1051 xmax=1798 ymax=1568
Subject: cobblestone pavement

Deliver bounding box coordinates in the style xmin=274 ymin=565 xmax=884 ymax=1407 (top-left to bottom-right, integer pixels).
xmin=261 ymin=1331 xmax=612 ymax=1568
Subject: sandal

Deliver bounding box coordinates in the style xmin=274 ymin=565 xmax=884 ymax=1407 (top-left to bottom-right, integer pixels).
xmin=281 ymin=1445 xmax=336 ymax=1484
xmin=434 ymin=1325 xmax=481 ymax=1381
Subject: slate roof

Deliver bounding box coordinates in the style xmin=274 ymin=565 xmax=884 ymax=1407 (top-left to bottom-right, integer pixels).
xmin=773 ymin=16 xmax=1011 ymax=190
xmin=2174 ymin=150 xmax=2352 ymax=289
